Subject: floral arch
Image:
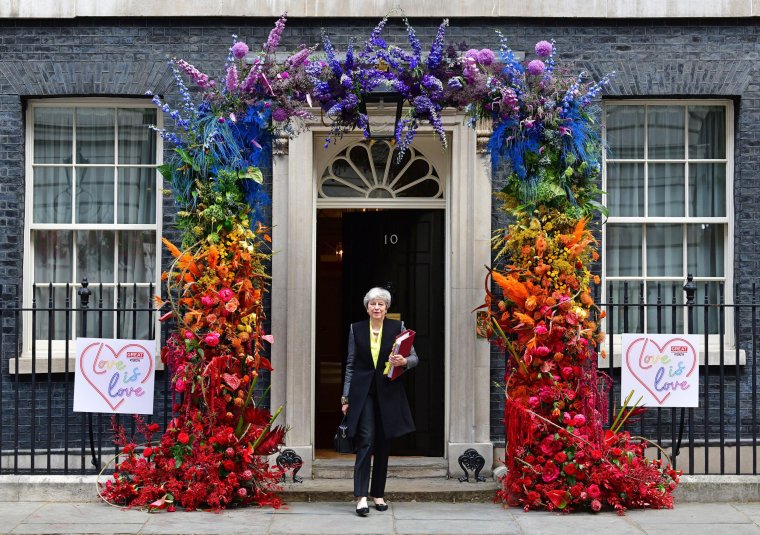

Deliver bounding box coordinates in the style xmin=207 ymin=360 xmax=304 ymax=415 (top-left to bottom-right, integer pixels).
xmin=99 ymin=13 xmax=678 ymax=514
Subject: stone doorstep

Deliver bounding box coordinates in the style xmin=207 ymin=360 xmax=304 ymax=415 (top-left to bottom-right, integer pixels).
xmin=311 ymin=456 xmax=449 ymax=480
xmin=0 ymin=475 xmax=758 ymax=503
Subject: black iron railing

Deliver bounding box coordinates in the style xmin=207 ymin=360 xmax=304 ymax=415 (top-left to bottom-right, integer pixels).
xmin=0 ymin=278 xmax=171 ymax=475
xmin=598 ymin=275 xmax=760 ymax=475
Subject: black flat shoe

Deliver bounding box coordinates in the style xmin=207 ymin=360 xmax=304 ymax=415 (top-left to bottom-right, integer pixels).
xmin=374 ymin=503 xmax=388 ymax=511
xmin=355 ymin=506 xmax=369 ymax=516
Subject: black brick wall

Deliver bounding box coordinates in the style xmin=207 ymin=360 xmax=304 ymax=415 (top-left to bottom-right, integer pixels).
xmin=0 ymin=16 xmax=759 ymax=464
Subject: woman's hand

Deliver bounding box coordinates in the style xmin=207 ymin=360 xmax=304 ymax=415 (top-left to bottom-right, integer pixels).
xmin=341 ymin=403 xmax=349 ymax=415
xmin=390 ymin=353 xmax=407 ymax=367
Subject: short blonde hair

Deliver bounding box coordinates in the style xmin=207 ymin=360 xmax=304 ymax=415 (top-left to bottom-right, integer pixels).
xmin=363 ymin=287 xmax=391 ymax=309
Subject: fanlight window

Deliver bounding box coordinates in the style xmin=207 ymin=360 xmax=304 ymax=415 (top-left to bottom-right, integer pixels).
xmin=318 ymin=140 xmax=443 ymax=199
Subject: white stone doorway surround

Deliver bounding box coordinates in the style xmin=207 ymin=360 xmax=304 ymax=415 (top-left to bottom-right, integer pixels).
xmin=270 ymin=111 xmax=493 ymax=477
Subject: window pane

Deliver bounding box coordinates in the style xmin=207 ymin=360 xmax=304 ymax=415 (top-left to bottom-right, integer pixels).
xmin=118 ymin=108 xmax=157 ymax=164
xmin=688 ymin=224 xmax=724 ymax=278
xmin=606 ymin=105 xmax=644 ymax=159
xmin=689 ymin=163 xmax=726 ymax=217
xmin=34 ymin=108 xmax=72 ymax=164
xmin=76 ymin=108 xmax=114 ymax=164
xmin=648 ymin=163 xmax=685 ymax=217
xmin=33 ymin=285 xmax=71 ymax=341
xmin=33 ymin=167 xmax=71 ymax=223
xmin=688 ymin=106 xmax=725 ymax=159
xmin=606 ymin=224 xmax=642 ymax=277
xmin=87 ymin=286 xmax=114 ymax=338
xmin=647 ymin=224 xmax=682 ymax=276
xmin=647 ymin=106 xmax=684 ymax=159
xmin=119 ymin=231 xmax=156 ymax=283
xmin=77 ymin=230 xmax=115 ymax=283
xmin=34 ymin=230 xmax=73 ymax=283
xmin=646 ymin=282 xmax=684 ymax=334
xmin=117 ymin=285 xmax=153 ymax=339
xmin=607 ymin=163 xmax=644 ymax=217
xmin=606 ymin=281 xmax=644 ymax=334
xmin=76 ymin=167 xmax=114 ymax=223
xmin=692 ymin=281 xmax=721 ymax=334
xmin=118 ymin=168 xmax=156 ymax=224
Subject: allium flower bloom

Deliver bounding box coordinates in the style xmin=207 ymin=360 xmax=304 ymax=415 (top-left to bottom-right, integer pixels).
xmin=527 ymin=59 xmax=546 ymax=76
xmin=535 ymin=40 xmax=553 ymax=58
xmin=477 ymin=48 xmax=496 ymax=66
xmin=231 ymin=41 xmax=249 ymax=60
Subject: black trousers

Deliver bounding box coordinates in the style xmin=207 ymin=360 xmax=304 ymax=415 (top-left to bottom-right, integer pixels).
xmin=353 ymin=391 xmax=390 ymax=498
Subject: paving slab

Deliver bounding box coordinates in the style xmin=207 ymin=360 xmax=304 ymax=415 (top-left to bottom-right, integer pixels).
xmin=11 ymin=523 xmax=143 ymax=534
xmin=391 ymin=502 xmax=513 ymax=520
xmin=642 ymin=526 xmax=760 ymax=535
xmin=0 ymin=502 xmax=44 ymax=530
xmin=513 ymin=510 xmax=645 ymax=535
xmin=736 ymin=503 xmax=760 ymax=522
xmin=626 ymin=502 xmax=752 ymax=525
xmin=141 ymin=507 xmax=273 ymax=534
xmin=21 ymin=502 xmax=149 ymax=524
xmin=268 ymin=501 xmax=393 ymax=534
xmin=394 ymin=518 xmax=520 ymax=535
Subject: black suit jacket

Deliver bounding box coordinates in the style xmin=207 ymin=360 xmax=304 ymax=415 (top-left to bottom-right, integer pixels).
xmin=342 ymin=318 xmax=418 ymax=440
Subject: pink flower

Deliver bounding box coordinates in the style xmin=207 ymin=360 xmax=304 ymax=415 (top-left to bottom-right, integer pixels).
xmin=534 ymin=346 xmax=551 ymax=357
xmin=542 ymin=460 xmax=560 ymax=482
xmin=204 ymin=332 xmax=221 ymax=347
xmin=573 ymin=414 xmax=587 ymax=427
xmin=477 ymin=48 xmax=495 ymax=66
xmin=535 ymin=40 xmax=553 ymax=58
xmin=528 ymin=396 xmax=540 ymax=408
xmin=561 ymin=366 xmax=574 ymax=379
xmin=590 ymin=499 xmax=602 ymax=511
xmin=231 ymin=41 xmax=249 ymax=59
xmin=527 ymin=59 xmax=545 ymax=76
xmin=201 ymin=295 xmax=215 ymax=307
xmin=184 ymin=330 xmax=195 ymax=339
xmin=175 ymin=378 xmax=186 ymax=393
xmin=587 ymin=484 xmax=601 ymax=499
xmin=218 ymin=288 xmax=234 ymax=302
xmin=534 ymin=324 xmax=548 ymax=336
xmin=225 ymin=64 xmax=239 ymax=92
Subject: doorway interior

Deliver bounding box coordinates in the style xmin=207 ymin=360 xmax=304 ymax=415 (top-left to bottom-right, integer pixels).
xmin=314 ymin=208 xmax=445 ymax=457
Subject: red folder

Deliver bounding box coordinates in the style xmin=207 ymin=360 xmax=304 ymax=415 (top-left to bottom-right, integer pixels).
xmin=386 ymin=329 xmax=415 ymax=380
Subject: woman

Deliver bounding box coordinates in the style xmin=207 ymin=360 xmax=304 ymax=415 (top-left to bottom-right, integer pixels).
xmin=341 ymin=287 xmax=418 ymax=516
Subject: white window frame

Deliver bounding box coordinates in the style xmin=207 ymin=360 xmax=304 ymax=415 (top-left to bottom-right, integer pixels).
xmin=17 ymin=97 xmax=163 ymax=373
xmin=602 ymin=98 xmax=739 ymax=366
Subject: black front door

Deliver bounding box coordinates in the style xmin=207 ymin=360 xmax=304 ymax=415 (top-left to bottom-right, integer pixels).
xmin=340 ymin=209 xmax=445 ymax=456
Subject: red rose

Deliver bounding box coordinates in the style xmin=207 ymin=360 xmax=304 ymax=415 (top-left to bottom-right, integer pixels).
xmin=148 ymin=423 xmax=160 ymax=433
xmin=223 ymin=459 xmax=235 ymax=471
xmin=587 ymin=484 xmax=601 ymax=498
xmin=554 ymin=452 xmax=567 ymax=463
xmin=142 ymin=447 xmax=153 ymax=457
xmin=590 ymin=449 xmax=603 ymax=461
xmin=563 ymin=463 xmax=577 ymax=476
xmin=541 ymin=460 xmax=560 ymax=482
xmin=178 ymin=432 xmax=190 ymax=445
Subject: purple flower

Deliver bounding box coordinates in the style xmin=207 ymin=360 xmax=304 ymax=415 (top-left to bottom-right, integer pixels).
xmin=477 ymin=48 xmax=495 ymax=66
xmin=447 ymin=77 xmax=463 ymax=89
xmin=174 ymin=59 xmax=212 ymax=89
xmin=264 ymin=13 xmax=287 ymax=54
xmin=427 ymin=19 xmax=449 ymax=70
xmin=535 ymin=40 xmax=553 ymax=58
xmin=225 ymin=64 xmax=239 ymax=92
xmin=231 ymin=41 xmax=249 ymax=60
xmin=272 ymin=108 xmax=289 ymax=122
xmin=527 ymin=59 xmax=545 ymax=76
xmin=286 ymin=47 xmax=310 ymax=68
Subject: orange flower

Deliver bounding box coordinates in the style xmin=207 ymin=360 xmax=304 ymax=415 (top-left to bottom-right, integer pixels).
xmin=535 ymin=234 xmax=547 ymax=256
xmin=492 ymin=271 xmax=529 ymax=307
xmin=580 ymin=292 xmax=594 ymax=307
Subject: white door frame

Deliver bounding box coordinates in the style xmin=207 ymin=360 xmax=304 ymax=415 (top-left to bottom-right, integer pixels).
xmin=270 ymin=111 xmax=493 ymax=477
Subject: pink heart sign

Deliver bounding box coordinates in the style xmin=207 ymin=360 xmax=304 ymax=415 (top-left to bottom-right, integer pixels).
xmin=621 ymin=334 xmax=700 ymax=408
xmin=73 ymin=338 xmax=156 ymax=415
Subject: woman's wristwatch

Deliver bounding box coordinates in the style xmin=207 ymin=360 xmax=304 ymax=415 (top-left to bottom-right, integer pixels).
xmin=341 ymin=396 xmax=349 ymax=405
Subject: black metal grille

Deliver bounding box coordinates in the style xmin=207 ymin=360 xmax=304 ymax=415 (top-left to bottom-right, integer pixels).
xmin=0 ymin=279 xmax=172 ymax=475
